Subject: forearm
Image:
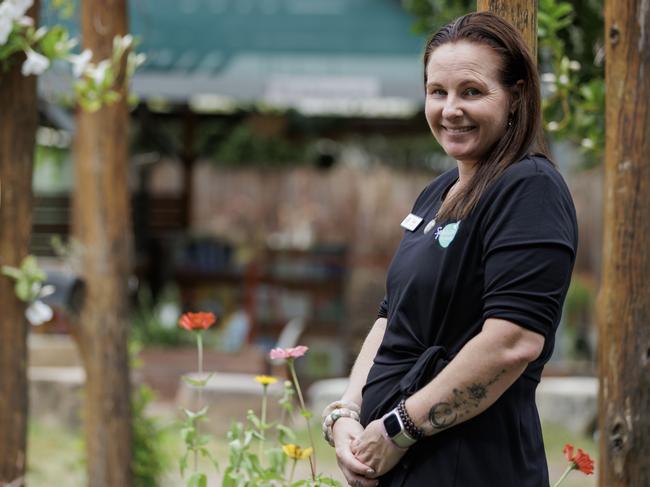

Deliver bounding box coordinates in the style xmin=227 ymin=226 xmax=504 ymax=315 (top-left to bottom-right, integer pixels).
xmin=341 ymin=317 xmax=386 ymax=405
xmin=405 ymin=318 xmax=544 ymax=436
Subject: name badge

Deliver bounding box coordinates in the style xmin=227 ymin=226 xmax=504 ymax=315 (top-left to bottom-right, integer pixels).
xmin=400 ymin=213 xmax=423 ymax=231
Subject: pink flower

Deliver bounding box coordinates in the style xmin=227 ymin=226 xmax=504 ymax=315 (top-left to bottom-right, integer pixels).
xmin=269 ymin=345 xmax=309 ymax=360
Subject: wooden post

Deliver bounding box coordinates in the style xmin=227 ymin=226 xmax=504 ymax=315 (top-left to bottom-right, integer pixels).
xmin=598 ymin=0 xmax=650 ymax=485
xmin=476 ymin=0 xmax=538 ymax=57
xmin=73 ymin=0 xmax=133 ymax=485
xmin=0 ymin=3 xmax=39 ymax=484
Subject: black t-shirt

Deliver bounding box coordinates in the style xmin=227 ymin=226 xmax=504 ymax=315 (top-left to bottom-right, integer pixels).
xmin=360 ymin=155 xmax=578 ymax=486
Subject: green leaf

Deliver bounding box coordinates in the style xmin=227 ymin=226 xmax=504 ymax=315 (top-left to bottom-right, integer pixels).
xmin=181 ymin=426 xmax=196 ymax=444
xmin=199 ymin=447 xmax=220 ymax=471
xmin=276 ymin=424 xmax=296 ymax=442
xmin=182 ymin=373 xmax=215 ymax=388
xmin=184 ymin=406 xmax=209 ymax=420
xmin=1 ymin=266 xmax=22 ymax=280
xmin=15 ymin=279 xmax=31 ymax=302
xmin=187 ymin=472 xmax=207 ymax=487
xmin=196 ymin=434 xmax=211 ymax=446
xmin=222 ymin=466 xmax=237 ymax=487
xmin=103 ymin=90 xmax=122 ymax=105
xmin=300 ymin=409 xmax=313 ymax=419
xmin=179 ymin=451 xmax=189 ymax=477
xmin=247 ymin=412 xmax=261 ymax=430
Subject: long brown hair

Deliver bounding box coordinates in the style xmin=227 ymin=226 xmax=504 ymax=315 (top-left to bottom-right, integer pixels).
xmin=425 ymin=11 xmax=549 ymax=221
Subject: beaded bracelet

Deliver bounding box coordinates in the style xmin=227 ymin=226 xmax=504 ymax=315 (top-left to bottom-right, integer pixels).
xmin=322 ymin=407 xmax=361 ymax=447
xmin=397 ymin=398 xmax=424 ymax=440
xmin=321 ymin=399 xmax=361 ymax=419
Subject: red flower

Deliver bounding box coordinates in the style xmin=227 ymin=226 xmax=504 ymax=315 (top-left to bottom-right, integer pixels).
xmin=563 ymin=443 xmax=594 ymax=475
xmin=269 ymin=345 xmax=309 ymax=360
xmin=178 ymin=312 xmax=216 ymax=331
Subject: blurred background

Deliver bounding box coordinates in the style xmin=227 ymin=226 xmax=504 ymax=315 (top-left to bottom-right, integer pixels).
xmin=24 ymin=1 xmax=603 ymax=484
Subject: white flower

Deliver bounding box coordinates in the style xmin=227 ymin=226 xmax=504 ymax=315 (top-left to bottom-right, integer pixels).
xmin=540 ymin=72 xmax=556 ymax=83
xmin=558 ymin=74 xmax=569 ymax=85
xmin=581 ymin=138 xmax=595 ymax=149
xmin=13 ymin=0 xmax=34 ymax=18
xmin=32 ymin=25 xmax=47 ymax=41
xmin=17 ymin=15 xmax=33 ymax=27
xmin=21 ymin=48 xmax=50 ymax=76
xmin=114 ymin=34 xmax=133 ymax=51
xmin=68 ymin=49 xmax=93 ymax=77
xmin=547 ymin=121 xmax=560 ymax=132
xmin=25 ymin=300 xmax=53 ymax=326
xmin=0 ymin=18 xmax=13 ymax=45
xmin=57 ymin=36 xmax=78 ymax=52
xmin=569 ymin=60 xmax=581 ymax=71
xmin=120 ymin=34 xmax=133 ymax=49
xmin=132 ymin=52 xmax=146 ymax=66
xmin=1 ymin=0 xmax=33 ymax=22
xmin=87 ymin=59 xmax=110 ymax=85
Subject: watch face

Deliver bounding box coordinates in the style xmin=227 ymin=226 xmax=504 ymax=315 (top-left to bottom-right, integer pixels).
xmin=383 ymin=412 xmax=401 ymax=437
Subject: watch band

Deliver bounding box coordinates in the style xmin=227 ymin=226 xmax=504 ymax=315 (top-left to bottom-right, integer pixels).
xmin=383 ymin=410 xmax=418 ymax=448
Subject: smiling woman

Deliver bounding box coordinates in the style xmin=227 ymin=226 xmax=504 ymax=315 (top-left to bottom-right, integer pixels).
xmin=324 ymin=11 xmax=578 ymax=487
xmin=424 ymin=42 xmax=514 ymax=169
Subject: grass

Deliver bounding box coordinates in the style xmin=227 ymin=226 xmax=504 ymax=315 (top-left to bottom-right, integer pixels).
xmin=26 ymin=412 xmax=597 ymax=486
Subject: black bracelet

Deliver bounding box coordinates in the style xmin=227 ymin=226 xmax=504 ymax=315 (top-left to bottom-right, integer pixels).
xmin=397 ymin=398 xmax=424 ymax=440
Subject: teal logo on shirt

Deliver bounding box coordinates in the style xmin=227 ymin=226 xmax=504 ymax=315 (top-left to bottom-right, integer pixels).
xmin=434 ymin=222 xmax=461 ymax=248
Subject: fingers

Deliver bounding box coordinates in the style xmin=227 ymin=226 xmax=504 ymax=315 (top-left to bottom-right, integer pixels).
xmin=337 ymin=446 xmax=376 ymax=477
xmin=343 ymin=472 xmax=379 ymax=487
xmin=338 ymin=458 xmax=379 ymax=487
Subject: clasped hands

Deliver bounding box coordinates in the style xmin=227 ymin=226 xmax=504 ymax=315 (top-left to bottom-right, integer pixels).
xmin=333 ymin=417 xmax=407 ymax=487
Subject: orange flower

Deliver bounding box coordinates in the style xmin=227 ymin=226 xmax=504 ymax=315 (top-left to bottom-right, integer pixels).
xmin=178 ymin=311 xmax=216 ymax=331
xmin=563 ymin=443 xmax=594 ymax=475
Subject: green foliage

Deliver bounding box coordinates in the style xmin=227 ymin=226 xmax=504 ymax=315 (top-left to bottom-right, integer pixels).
xmin=51 ymin=0 xmax=76 ymax=18
xmin=132 ymin=385 xmax=169 ymax=487
xmin=129 ymin=285 xmax=195 ymax=347
xmin=564 ymin=276 xmax=594 ymax=322
xmin=179 ymin=405 xmax=219 ymax=485
xmin=401 ymin=0 xmax=473 ymax=34
xmin=1 ymin=255 xmax=47 ymax=302
xmin=539 ymin=0 xmax=604 ymax=165
xmin=214 ymin=124 xmax=306 ymax=166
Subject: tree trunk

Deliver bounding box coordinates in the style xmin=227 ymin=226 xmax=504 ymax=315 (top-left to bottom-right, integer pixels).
xmin=73 ymin=1 xmax=133 ymax=485
xmin=476 ymin=0 xmax=538 ymax=57
xmin=598 ymin=0 xmax=650 ymax=485
xmin=0 ymin=4 xmax=39 ymax=484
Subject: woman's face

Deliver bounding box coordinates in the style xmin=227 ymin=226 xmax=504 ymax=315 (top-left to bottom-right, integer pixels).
xmin=424 ymin=41 xmax=514 ymax=166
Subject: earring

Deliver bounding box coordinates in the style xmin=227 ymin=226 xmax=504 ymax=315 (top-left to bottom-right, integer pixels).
xmin=507 ymin=113 xmax=514 ymax=127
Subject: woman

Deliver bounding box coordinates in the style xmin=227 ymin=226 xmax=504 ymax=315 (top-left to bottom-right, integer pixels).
xmin=321 ymin=11 xmax=578 ymax=487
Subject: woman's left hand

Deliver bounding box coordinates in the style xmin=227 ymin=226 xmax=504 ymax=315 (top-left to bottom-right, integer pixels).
xmin=350 ymin=419 xmax=408 ymax=477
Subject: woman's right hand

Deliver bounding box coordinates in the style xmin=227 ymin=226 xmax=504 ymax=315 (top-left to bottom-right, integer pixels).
xmin=332 ymin=417 xmax=379 ymax=487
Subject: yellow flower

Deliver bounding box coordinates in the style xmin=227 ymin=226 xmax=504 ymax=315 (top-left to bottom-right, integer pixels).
xmin=282 ymin=444 xmax=313 ymax=460
xmin=255 ymin=375 xmax=278 ymax=386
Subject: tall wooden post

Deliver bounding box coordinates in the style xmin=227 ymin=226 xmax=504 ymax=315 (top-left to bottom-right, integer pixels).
xmin=476 ymin=0 xmax=538 ymax=57
xmin=0 ymin=3 xmax=39 ymax=484
xmin=598 ymin=0 xmax=650 ymax=485
xmin=73 ymin=0 xmax=133 ymax=485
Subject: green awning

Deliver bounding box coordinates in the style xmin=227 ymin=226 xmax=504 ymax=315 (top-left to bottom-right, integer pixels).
xmin=41 ymin=0 xmax=429 ymax=116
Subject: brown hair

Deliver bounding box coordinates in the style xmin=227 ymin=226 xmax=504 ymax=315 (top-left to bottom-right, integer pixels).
xmin=425 ymin=11 xmax=549 ymax=221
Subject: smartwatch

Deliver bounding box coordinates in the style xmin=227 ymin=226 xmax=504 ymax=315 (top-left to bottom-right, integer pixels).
xmin=382 ymin=409 xmax=418 ymax=448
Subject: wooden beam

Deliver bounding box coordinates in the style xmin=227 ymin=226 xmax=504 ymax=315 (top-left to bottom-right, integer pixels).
xmin=476 ymin=0 xmax=538 ymax=57
xmin=0 ymin=2 xmax=38 ymax=484
xmin=73 ymin=0 xmax=133 ymax=485
xmin=598 ymin=0 xmax=650 ymax=485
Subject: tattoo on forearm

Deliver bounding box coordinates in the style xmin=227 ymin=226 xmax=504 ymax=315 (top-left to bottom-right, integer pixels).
xmin=428 ymin=369 xmax=506 ymax=430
